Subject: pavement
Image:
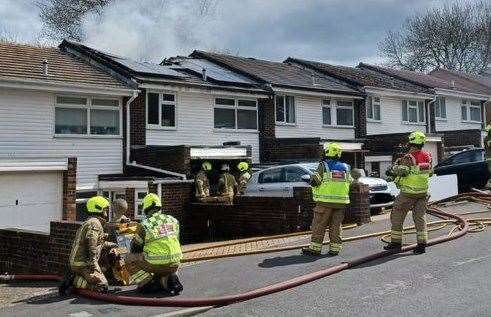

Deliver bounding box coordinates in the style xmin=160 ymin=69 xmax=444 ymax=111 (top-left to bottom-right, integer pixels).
xmin=1 ymin=205 xmax=491 ymax=317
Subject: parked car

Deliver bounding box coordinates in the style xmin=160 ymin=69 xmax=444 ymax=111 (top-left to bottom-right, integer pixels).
xmin=434 ymin=148 xmax=489 ymax=192
xmin=243 ymin=163 xmax=394 ymax=210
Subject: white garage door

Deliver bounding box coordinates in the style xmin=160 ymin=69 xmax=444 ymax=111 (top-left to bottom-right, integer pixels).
xmin=0 ymin=171 xmax=62 ymax=232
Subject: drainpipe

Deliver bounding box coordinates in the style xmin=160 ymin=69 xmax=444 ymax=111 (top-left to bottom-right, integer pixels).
xmin=427 ymin=95 xmax=438 ymax=134
xmin=125 ymin=91 xmax=187 ymax=180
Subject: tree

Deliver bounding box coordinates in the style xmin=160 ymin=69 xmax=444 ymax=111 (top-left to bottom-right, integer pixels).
xmin=37 ymin=0 xmax=113 ymax=42
xmin=379 ymin=1 xmax=491 ymax=74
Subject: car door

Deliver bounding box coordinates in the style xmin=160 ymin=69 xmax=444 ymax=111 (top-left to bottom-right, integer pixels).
xmin=435 ymin=150 xmax=485 ymax=190
xmin=284 ymin=166 xmax=311 ymax=194
xmin=256 ymin=167 xmax=286 ymax=196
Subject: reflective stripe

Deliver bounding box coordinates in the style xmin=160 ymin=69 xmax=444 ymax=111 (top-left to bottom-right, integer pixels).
xmin=391 ymin=230 xmax=403 ymax=237
xmin=310 ymin=242 xmax=322 ymax=251
xmin=144 ymin=252 xmax=183 ymax=262
xmin=74 ymin=276 xmax=88 ymax=289
xmin=131 ymin=270 xmax=152 ymax=284
xmin=329 ymin=243 xmax=342 ymax=252
xmin=134 ymin=234 xmax=143 ymax=245
xmin=417 ymin=231 xmax=428 ymax=242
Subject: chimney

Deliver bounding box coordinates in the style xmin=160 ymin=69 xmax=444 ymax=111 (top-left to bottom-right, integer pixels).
xmin=42 ymin=60 xmax=49 ymax=76
xmin=202 ymin=68 xmax=207 ymax=81
xmin=450 ymin=80 xmax=456 ymax=89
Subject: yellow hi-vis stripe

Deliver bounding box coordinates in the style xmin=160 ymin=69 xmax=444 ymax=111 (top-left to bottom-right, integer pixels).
xmin=329 ymin=243 xmax=342 ymax=252
xmin=310 ymin=242 xmax=322 ymax=251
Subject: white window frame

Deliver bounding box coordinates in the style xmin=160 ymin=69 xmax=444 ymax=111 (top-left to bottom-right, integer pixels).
xmin=402 ymin=99 xmax=426 ymax=125
xmin=322 ymin=99 xmax=355 ymax=128
xmin=134 ymin=189 xmax=149 ymax=219
xmin=213 ymin=96 xmax=258 ymax=132
xmin=275 ymin=95 xmax=296 ymax=125
xmin=321 ymin=99 xmax=332 ymax=126
xmin=54 ymin=95 xmax=122 ymax=138
xmin=434 ymin=97 xmax=447 ymax=121
xmin=366 ymin=96 xmax=381 ymax=122
xmin=146 ymin=91 xmax=177 ymax=130
xmin=461 ymin=99 xmax=482 ymax=123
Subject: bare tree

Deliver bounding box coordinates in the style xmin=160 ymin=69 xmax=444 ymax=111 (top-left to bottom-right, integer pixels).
xmin=379 ymin=1 xmax=491 ymax=74
xmin=37 ymin=0 xmax=113 ymax=42
xmin=0 ymin=27 xmax=20 ymax=43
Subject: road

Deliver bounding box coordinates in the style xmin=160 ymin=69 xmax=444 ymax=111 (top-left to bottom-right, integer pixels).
xmin=1 ymin=213 xmax=491 ymax=317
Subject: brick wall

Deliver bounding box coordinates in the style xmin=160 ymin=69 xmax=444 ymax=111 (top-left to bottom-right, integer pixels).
xmin=0 ymin=221 xmax=81 ymax=275
xmin=62 ymin=157 xmax=77 ymax=221
xmin=131 ymin=146 xmax=191 ymax=176
xmin=161 ymin=182 xmax=193 ymax=224
xmin=258 ymin=97 xmax=275 ymax=162
xmin=130 ymin=91 xmax=146 ymax=147
xmin=441 ymin=129 xmax=482 ymax=148
xmin=260 ymin=137 xmax=322 ymax=163
xmin=125 ymin=188 xmax=136 ymax=219
xmin=354 ymin=98 xmax=367 ymax=139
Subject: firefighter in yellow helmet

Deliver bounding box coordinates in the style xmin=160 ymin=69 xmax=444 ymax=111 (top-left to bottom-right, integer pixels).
xmin=302 ymin=143 xmax=353 ymax=256
xmin=195 ymin=161 xmax=212 ymax=202
xmin=68 ymin=196 xmax=117 ymax=292
xmin=237 ymin=161 xmax=251 ymax=195
xmin=384 ymin=131 xmax=432 ymax=254
xmin=218 ymin=163 xmax=238 ymax=204
xmin=128 ymin=193 xmax=183 ymax=294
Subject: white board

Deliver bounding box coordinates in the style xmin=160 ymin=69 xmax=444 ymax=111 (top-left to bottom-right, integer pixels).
xmin=388 ymin=174 xmax=458 ymax=203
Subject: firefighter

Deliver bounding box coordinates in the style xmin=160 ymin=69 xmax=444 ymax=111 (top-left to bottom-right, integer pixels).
xmin=218 ymin=164 xmax=238 ymax=204
xmin=485 ymin=124 xmax=491 ymax=176
xmin=128 ymin=193 xmax=183 ymax=295
xmin=237 ymin=161 xmax=251 ymax=195
xmin=384 ymin=131 xmax=432 ymax=254
xmin=68 ymin=196 xmax=117 ymax=292
xmin=302 ymin=143 xmax=352 ymax=256
xmin=195 ymin=161 xmax=212 ymax=202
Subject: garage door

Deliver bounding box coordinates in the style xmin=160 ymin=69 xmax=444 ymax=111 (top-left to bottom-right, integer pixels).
xmin=0 ymin=171 xmax=62 ymax=232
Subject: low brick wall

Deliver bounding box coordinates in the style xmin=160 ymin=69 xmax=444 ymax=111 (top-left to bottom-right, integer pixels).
xmin=0 ymin=221 xmax=81 ymax=275
xmin=132 ymin=145 xmax=191 ymax=176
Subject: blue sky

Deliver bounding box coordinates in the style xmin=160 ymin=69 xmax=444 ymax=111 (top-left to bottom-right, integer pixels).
xmin=0 ymin=0 xmax=475 ymax=65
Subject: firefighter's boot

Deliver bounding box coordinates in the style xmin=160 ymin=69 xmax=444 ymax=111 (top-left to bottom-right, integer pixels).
xmin=413 ymin=243 xmax=426 ymax=254
xmin=384 ymin=242 xmax=402 ymax=251
xmin=301 ymin=247 xmax=321 ymax=256
xmin=167 ymin=273 xmax=183 ymax=295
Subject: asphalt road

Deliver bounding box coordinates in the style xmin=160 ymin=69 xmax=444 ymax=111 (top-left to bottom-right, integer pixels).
xmin=1 ymin=214 xmax=491 ymax=317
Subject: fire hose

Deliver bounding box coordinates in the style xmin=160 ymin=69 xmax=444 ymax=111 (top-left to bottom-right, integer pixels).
xmin=0 ymin=205 xmax=473 ymax=308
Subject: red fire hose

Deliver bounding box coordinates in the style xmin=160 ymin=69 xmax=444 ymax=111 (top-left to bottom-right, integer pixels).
xmin=1 ymin=206 xmax=469 ymax=307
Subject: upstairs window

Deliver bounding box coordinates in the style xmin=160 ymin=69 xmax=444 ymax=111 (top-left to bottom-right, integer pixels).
xmin=55 ymin=96 xmax=120 ymax=136
xmin=147 ymin=92 xmax=176 ymax=128
xmin=461 ymin=99 xmax=482 ymax=123
xmin=434 ymin=97 xmax=446 ymax=120
xmin=322 ymin=99 xmax=331 ymax=125
xmin=214 ymin=97 xmax=258 ymax=131
xmin=322 ymin=99 xmax=354 ymax=127
xmin=402 ymin=100 xmax=425 ymax=123
xmin=275 ymin=95 xmax=295 ymax=124
xmin=367 ymin=96 xmax=381 ymax=121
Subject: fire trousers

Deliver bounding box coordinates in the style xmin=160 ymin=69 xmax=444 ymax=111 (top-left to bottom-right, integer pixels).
xmin=390 ymin=193 xmax=429 ymax=244
xmin=126 ymin=253 xmax=179 ymax=288
xmin=71 ymin=264 xmax=108 ymax=291
xmin=308 ymin=203 xmax=345 ymax=253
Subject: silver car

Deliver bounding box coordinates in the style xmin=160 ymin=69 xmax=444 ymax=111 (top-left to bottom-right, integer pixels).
xmin=243 ymin=163 xmax=394 ymax=210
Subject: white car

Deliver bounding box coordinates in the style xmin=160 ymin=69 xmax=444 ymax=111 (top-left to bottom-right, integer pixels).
xmin=243 ymin=163 xmax=394 ymax=210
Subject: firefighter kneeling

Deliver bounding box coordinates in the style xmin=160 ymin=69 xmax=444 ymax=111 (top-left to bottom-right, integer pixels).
xmin=302 ymin=143 xmax=353 ymax=256
xmin=127 ymin=193 xmax=183 ymax=295
xmin=384 ymin=131 xmax=432 ymax=254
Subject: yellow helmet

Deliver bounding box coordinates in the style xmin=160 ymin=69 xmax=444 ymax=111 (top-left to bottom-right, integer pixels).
xmin=486 ymin=124 xmax=491 ymax=133
xmin=408 ymin=131 xmax=426 ymax=145
xmin=86 ymin=196 xmax=110 ymax=214
xmin=142 ymin=193 xmax=162 ymax=214
xmin=325 ymin=143 xmax=342 ymax=158
xmin=202 ymin=161 xmax=212 ymax=171
xmin=237 ymin=161 xmax=249 ymax=172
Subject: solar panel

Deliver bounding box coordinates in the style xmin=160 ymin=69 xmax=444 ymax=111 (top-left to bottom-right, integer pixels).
xmin=113 ymin=56 xmax=188 ymax=77
xmin=174 ymin=59 xmax=256 ymax=84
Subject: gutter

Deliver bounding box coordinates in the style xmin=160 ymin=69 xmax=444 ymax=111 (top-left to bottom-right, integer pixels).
xmin=125 ymin=92 xmax=187 ymax=180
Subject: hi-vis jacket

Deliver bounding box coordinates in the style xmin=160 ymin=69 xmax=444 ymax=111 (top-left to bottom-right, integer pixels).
xmin=311 ymin=159 xmax=352 ymax=205
xmin=391 ymin=151 xmax=433 ymax=195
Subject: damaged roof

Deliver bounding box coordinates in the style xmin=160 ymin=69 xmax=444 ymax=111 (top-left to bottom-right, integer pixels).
xmin=0 ymin=41 xmax=130 ymax=89
xmin=429 ymin=68 xmax=491 ymax=95
xmin=285 ymin=58 xmax=433 ymax=94
xmin=191 ymin=50 xmax=362 ymax=95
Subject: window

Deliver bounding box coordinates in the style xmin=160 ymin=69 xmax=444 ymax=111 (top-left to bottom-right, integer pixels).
xmin=336 ymin=100 xmax=354 ymax=126
xmin=367 ymin=96 xmax=381 ymax=121
xmin=434 ymin=97 xmax=446 ymax=120
xmin=448 ymin=150 xmax=484 ymax=164
xmin=322 ymin=99 xmax=331 ymax=125
xmin=147 ymin=92 xmax=176 ymax=128
xmin=259 ymin=168 xmax=284 ymax=183
xmin=55 ymin=96 xmax=120 ymax=136
xmin=135 ymin=190 xmax=148 ymax=219
xmin=214 ymin=97 xmax=258 ymax=130
xmin=402 ymin=100 xmax=425 ymax=123
xmin=461 ymin=100 xmax=482 ymax=122
xmin=275 ymin=95 xmax=295 ymax=124
xmin=284 ymin=166 xmax=307 ymax=182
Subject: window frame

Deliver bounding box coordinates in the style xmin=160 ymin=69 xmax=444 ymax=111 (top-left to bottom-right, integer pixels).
xmin=434 ymin=97 xmax=447 ymax=121
xmin=275 ymin=95 xmax=296 ymax=125
xmin=134 ymin=189 xmax=149 ymax=219
xmin=54 ymin=95 xmax=122 ymax=138
xmin=402 ymin=99 xmax=426 ymax=125
xmin=322 ymin=99 xmax=355 ymax=128
xmin=146 ymin=91 xmax=177 ymax=130
xmin=213 ymin=96 xmax=258 ymax=132
xmin=460 ymin=99 xmax=482 ymax=123
xmin=366 ymin=96 xmax=381 ymax=122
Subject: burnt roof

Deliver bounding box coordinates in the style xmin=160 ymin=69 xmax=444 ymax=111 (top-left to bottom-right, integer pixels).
xmin=0 ymin=41 xmax=130 ymax=89
xmin=429 ymin=68 xmax=491 ymax=95
xmin=286 ymin=58 xmax=433 ymax=94
xmin=191 ymin=50 xmax=362 ymax=95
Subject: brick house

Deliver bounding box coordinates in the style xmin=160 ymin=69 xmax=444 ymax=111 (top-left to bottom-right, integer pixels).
xmin=190 ymin=51 xmax=367 ymax=168
xmin=0 ymin=42 xmax=136 ymax=231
